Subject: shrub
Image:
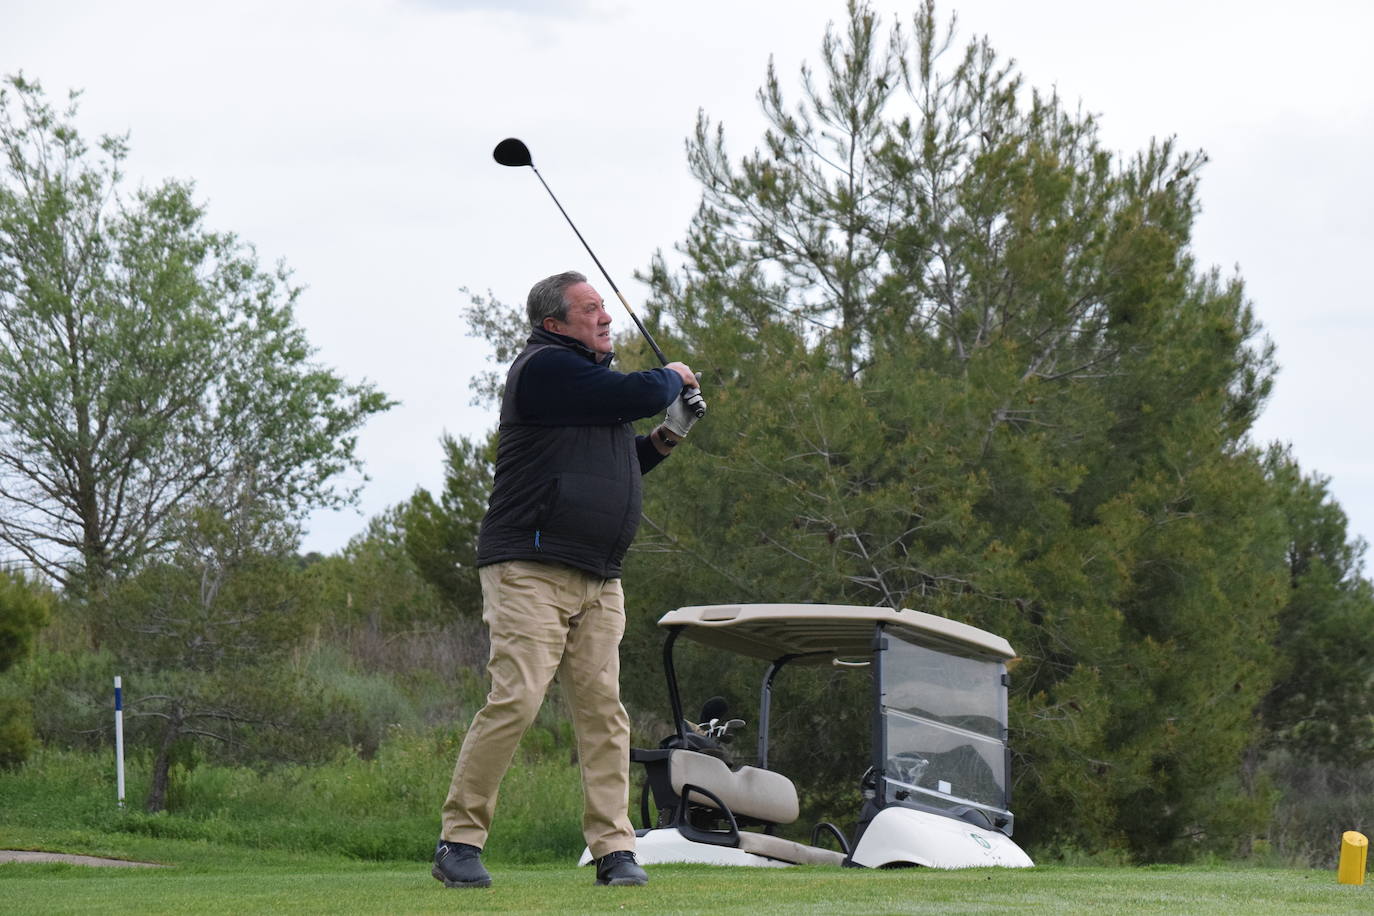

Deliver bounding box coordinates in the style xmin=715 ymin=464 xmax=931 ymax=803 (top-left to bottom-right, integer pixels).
xmin=1265 ymin=751 xmax=1374 ymax=866
xmin=4 ymin=645 xmax=119 ymax=749
xmin=0 ymin=568 xmax=52 ymax=672
xmin=0 ymin=695 xmax=35 ymax=769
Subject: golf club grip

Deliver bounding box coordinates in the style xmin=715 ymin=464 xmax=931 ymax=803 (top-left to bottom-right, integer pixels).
xmin=685 ymin=390 xmax=707 ymax=419
xmin=612 ymin=290 xmax=707 ymax=421
xmin=612 ymin=292 xmax=706 ymax=419
xmin=615 ymin=296 xmax=706 ymax=418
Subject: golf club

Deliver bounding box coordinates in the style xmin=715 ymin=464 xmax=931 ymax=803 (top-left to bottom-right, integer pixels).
xmin=493 ymin=137 xmax=706 ymax=418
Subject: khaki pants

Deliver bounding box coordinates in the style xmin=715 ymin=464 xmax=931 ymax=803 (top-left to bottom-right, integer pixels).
xmin=440 ymin=560 xmax=635 ymax=858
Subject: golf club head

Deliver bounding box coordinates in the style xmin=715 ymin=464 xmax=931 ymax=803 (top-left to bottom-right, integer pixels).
xmin=698 ymin=696 xmax=728 ymax=724
xmin=493 ymin=137 xmax=533 ymax=168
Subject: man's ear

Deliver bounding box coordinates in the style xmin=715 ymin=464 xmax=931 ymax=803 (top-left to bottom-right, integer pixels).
xmin=542 ymin=317 xmax=562 ymax=333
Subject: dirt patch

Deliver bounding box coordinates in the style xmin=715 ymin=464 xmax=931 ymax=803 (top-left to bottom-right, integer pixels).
xmin=0 ymin=850 xmax=167 ymax=868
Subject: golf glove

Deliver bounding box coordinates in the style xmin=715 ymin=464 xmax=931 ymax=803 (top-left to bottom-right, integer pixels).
xmin=664 ymin=387 xmax=705 ymax=438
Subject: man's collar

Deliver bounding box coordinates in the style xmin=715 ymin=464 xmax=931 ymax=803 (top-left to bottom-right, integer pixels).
xmin=527 ymin=327 xmax=615 ymax=366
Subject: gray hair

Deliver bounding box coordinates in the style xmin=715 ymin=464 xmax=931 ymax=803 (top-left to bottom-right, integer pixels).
xmin=526 ymin=271 xmax=587 ymax=328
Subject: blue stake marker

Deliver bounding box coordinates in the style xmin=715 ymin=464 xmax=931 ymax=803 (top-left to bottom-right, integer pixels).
xmin=114 ymin=676 xmax=125 ymax=808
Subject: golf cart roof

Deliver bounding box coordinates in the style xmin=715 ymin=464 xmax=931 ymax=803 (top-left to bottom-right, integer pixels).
xmin=657 ymin=603 xmax=1016 ymax=664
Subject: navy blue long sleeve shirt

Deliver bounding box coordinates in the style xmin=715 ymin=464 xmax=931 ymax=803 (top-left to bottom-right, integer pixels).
xmin=515 ymin=344 xmax=682 ymax=474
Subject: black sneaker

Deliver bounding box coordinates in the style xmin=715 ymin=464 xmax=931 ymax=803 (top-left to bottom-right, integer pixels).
xmin=594 ymin=850 xmax=648 ymax=886
xmin=432 ymin=839 xmax=492 ymax=889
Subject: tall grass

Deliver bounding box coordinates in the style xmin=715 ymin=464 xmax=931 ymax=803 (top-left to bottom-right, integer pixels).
xmin=0 ymin=724 xmax=586 ymax=864
xmin=302 ymin=619 xmax=493 ymax=734
xmin=6 ymin=720 xmax=1373 ymax=871
xmin=1264 ymin=753 xmax=1374 ymax=867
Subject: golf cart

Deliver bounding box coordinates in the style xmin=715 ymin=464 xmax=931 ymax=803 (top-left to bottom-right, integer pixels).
xmin=581 ymin=603 xmax=1033 ymax=870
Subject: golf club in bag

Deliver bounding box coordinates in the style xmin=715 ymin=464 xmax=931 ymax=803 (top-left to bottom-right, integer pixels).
xmin=492 ymin=137 xmax=706 ymax=420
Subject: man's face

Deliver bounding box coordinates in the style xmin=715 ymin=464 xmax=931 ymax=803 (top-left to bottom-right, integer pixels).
xmin=545 ymin=281 xmax=613 ymax=354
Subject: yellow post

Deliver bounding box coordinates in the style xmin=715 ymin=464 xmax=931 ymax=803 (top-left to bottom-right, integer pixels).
xmin=1338 ymin=831 xmax=1368 ymax=886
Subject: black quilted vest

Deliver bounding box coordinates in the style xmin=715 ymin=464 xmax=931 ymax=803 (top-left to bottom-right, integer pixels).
xmin=474 ymin=331 xmax=642 ymax=578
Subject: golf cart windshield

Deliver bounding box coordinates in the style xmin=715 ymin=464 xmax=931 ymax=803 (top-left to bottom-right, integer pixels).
xmin=880 ymin=626 xmax=1011 ymax=827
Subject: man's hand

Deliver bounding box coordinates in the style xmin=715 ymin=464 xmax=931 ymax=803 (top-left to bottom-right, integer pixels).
xmin=664 ymin=387 xmax=705 ymax=438
xmin=664 ymin=361 xmax=696 ymax=388
xmin=663 ymin=362 xmax=707 ymax=421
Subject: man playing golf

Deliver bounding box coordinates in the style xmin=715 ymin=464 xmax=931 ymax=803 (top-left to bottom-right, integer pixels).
xmin=433 ymin=270 xmax=703 ymax=889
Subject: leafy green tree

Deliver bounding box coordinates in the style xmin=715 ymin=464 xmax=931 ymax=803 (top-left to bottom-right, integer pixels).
xmin=460 ymin=288 xmax=537 ymax=408
xmin=0 ymin=74 xmax=392 ymax=590
xmin=1260 ymin=445 xmax=1374 ymax=763
xmin=403 ymin=433 xmax=495 ymax=618
xmin=0 ymin=568 xmax=51 ymax=767
xmin=0 ymin=568 xmax=49 ymax=672
xmin=3 ymin=641 xmax=116 ymax=754
xmin=624 ymin=0 xmax=1285 ymax=860
xmin=94 ymin=479 xmax=332 ymax=811
xmin=305 ymin=503 xmax=449 ymax=629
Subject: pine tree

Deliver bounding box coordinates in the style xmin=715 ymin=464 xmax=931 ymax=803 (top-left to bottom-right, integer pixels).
xmin=629 ymin=0 xmax=1285 ymax=858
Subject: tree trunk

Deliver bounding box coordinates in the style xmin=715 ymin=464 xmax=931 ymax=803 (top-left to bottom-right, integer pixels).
xmin=145 ymin=708 xmax=184 ymax=813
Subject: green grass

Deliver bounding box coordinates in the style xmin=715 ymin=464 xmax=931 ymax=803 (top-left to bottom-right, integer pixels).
xmin=0 ymin=734 xmax=586 ymax=863
xmin=0 ymin=848 xmax=1366 ymax=916
xmin=1 ymin=742 xmax=1367 ymax=913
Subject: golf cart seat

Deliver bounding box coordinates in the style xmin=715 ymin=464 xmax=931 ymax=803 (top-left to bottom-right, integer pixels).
xmin=634 ymin=747 xmax=848 ymax=866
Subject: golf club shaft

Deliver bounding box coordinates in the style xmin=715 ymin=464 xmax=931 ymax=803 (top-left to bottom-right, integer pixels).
xmin=529 ymin=166 xmax=670 ymax=366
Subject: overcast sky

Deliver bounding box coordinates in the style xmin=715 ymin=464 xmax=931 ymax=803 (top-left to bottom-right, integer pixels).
xmin=5 ymin=0 xmax=1371 ymax=561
